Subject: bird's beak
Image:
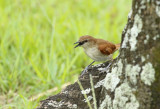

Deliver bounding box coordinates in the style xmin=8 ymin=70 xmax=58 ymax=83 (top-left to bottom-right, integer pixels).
xmin=74 ymin=41 xmax=81 ymax=48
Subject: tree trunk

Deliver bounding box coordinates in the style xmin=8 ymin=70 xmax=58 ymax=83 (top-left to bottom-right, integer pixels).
xmin=37 ymin=0 xmax=160 ymax=109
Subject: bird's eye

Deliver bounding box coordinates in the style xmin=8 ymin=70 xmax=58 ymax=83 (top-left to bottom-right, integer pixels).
xmin=82 ymin=40 xmax=88 ymax=43
xmin=78 ymin=40 xmax=88 ymax=46
xmin=84 ymin=40 xmax=88 ymax=43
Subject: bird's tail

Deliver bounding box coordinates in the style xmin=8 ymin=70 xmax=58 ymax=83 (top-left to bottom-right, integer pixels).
xmin=115 ymin=43 xmax=120 ymax=50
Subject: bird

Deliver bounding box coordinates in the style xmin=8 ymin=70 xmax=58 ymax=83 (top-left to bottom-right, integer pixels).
xmin=74 ymin=35 xmax=120 ymax=75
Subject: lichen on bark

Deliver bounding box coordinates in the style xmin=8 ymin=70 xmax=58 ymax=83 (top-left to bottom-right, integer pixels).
xmin=99 ymin=0 xmax=160 ymax=108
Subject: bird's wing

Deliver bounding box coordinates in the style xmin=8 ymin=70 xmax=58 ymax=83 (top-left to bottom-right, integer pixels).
xmin=98 ymin=40 xmax=116 ymax=55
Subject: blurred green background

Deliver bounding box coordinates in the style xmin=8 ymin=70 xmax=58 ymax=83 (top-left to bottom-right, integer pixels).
xmin=0 ymin=0 xmax=131 ymax=108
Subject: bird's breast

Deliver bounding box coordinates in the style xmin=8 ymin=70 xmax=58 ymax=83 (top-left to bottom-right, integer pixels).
xmin=84 ymin=46 xmax=112 ymax=61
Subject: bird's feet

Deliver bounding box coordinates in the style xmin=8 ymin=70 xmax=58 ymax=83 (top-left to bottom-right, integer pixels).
xmin=102 ymin=60 xmax=113 ymax=72
xmin=105 ymin=62 xmax=112 ymax=71
xmin=80 ymin=61 xmax=95 ymax=76
xmin=81 ymin=65 xmax=91 ymax=76
xmin=96 ymin=60 xmax=113 ymax=73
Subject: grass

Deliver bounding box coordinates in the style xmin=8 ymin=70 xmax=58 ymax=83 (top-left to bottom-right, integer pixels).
xmin=0 ymin=0 xmax=131 ymax=108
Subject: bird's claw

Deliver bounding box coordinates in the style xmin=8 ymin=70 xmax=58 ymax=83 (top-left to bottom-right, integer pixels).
xmin=101 ymin=62 xmax=112 ymax=72
xmin=80 ymin=61 xmax=95 ymax=76
xmin=81 ymin=65 xmax=90 ymax=76
xmin=105 ymin=63 xmax=112 ymax=71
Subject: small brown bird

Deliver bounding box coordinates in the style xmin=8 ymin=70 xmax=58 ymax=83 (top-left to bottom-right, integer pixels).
xmin=74 ymin=35 xmax=120 ymax=75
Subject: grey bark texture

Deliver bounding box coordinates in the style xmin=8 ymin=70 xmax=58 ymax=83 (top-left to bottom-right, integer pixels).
xmin=37 ymin=0 xmax=160 ymax=109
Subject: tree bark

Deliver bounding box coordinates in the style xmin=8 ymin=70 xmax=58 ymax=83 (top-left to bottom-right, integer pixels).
xmin=37 ymin=0 xmax=160 ymax=109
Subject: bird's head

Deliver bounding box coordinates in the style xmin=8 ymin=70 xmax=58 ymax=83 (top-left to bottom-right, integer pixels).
xmin=74 ymin=35 xmax=96 ymax=49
